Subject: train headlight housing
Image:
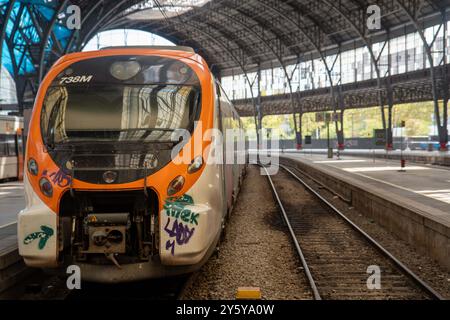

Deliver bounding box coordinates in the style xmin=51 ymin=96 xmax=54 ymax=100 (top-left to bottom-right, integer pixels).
xmin=167 ymin=175 xmax=185 ymax=196
xmin=110 ymin=61 xmax=141 ymax=80
xmin=187 ymin=156 xmax=204 ymax=174
xmin=39 ymin=177 xmax=53 ymax=197
xmin=145 ymin=154 xmax=158 ymax=170
xmin=103 ymin=171 xmax=118 ymax=184
xmin=27 ymin=158 xmax=38 ymax=176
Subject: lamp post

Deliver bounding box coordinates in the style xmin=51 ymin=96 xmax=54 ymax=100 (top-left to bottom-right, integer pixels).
xmin=399 ymin=120 xmax=406 ymax=172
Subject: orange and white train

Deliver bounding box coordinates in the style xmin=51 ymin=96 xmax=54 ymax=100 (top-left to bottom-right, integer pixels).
xmin=18 ymin=46 xmax=246 ymax=282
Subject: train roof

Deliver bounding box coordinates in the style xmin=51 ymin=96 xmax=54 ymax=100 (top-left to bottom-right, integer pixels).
xmin=100 ymin=46 xmax=195 ymax=53
xmin=53 ymin=46 xmax=206 ymax=70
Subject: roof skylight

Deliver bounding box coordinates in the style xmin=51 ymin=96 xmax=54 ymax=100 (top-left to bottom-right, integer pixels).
xmin=124 ymin=0 xmax=211 ymax=20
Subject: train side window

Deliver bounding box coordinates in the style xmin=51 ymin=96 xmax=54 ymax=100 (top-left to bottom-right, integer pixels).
xmin=7 ymin=137 xmax=17 ymax=156
xmin=0 ymin=135 xmax=7 ymax=157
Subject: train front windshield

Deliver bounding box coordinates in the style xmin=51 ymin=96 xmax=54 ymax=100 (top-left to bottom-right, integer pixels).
xmin=41 ymin=55 xmax=201 ymax=145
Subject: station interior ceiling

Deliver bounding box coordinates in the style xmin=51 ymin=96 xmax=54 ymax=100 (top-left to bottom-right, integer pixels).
xmin=0 ymin=0 xmax=449 ymax=133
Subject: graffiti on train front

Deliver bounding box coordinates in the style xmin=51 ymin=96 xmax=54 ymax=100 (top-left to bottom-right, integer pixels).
xmin=164 ymin=218 xmax=195 ymax=255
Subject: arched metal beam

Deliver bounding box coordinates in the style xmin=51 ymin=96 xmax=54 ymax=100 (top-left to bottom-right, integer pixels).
xmin=394 ymin=0 xmax=448 ymax=150
xmin=253 ymin=0 xmax=343 ymax=148
xmin=150 ymin=1 xmax=261 ymax=146
xmin=280 ymin=0 xmax=343 ymax=44
xmin=209 ymin=4 xmax=303 ymax=145
xmin=322 ymin=0 xmax=395 ymax=149
xmin=100 ymin=1 xmax=264 ymax=66
xmin=106 ymin=20 xmax=221 ymax=68
xmin=64 ymin=0 xmax=105 ymax=54
xmin=104 ymin=15 xmax=258 ymax=68
xmin=77 ymin=0 xmax=132 ymax=51
xmin=4 ymin=1 xmax=24 ymax=78
xmin=38 ymin=0 xmax=69 ymax=81
xmin=0 ymin=0 xmax=16 ymax=76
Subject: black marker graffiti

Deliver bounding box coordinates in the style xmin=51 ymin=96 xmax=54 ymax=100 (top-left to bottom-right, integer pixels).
xmin=43 ymin=169 xmax=72 ymax=188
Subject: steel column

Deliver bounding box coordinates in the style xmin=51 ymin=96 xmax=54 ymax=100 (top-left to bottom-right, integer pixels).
xmin=252 ymin=0 xmax=342 ymax=149
xmin=194 ymin=5 xmax=301 ymax=148
xmin=322 ymin=0 xmax=394 ymax=149
xmin=256 ymin=66 xmax=263 ymax=148
xmin=0 ymin=0 xmax=16 ymax=78
xmin=394 ymin=0 xmax=447 ymax=150
xmin=38 ymin=0 xmax=69 ymax=82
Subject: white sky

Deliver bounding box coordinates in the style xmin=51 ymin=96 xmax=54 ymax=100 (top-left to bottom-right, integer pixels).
xmin=83 ymin=29 xmax=175 ymax=52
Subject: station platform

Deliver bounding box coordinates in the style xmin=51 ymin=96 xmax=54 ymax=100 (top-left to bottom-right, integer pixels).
xmin=0 ymin=181 xmax=24 ymax=252
xmin=0 ymin=182 xmax=24 ymax=226
xmin=278 ymin=152 xmax=450 ymax=271
xmin=280 ymin=148 xmax=450 ymax=166
xmin=0 ymin=182 xmax=26 ymax=292
xmin=0 ymin=181 xmax=24 ymax=247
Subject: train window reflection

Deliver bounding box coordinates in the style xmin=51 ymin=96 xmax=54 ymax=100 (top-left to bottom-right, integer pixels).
xmin=41 ymin=84 xmax=201 ymax=145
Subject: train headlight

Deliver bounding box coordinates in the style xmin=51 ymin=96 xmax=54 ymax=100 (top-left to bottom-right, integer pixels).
xmin=39 ymin=177 xmax=53 ymax=197
xmin=167 ymin=175 xmax=185 ymax=196
xmin=110 ymin=61 xmax=141 ymax=80
xmin=103 ymin=171 xmax=118 ymax=184
xmin=27 ymin=158 xmax=38 ymax=176
xmin=145 ymin=154 xmax=158 ymax=170
xmin=187 ymin=156 xmax=204 ymax=174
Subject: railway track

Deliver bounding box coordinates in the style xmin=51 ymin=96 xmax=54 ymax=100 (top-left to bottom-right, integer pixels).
xmin=65 ymin=273 xmax=195 ymax=300
xmin=66 ymin=276 xmax=190 ymax=301
xmin=261 ymin=163 xmax=443 ymax=300
xmin=1 ymin=269 xmax=195 ymax=300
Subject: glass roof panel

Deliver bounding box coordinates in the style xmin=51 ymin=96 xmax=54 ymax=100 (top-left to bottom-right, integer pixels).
xmin=125 ymin=0 xmax=212 ymax=21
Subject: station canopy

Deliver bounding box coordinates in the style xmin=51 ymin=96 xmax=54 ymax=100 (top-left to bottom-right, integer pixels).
xmin=1 ymin=0 xmax=447 ymax=78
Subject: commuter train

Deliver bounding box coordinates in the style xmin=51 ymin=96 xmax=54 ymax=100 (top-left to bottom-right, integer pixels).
xmin=18 ymin=46 xmax=246 ymax=282
xmin=0 ymin=115 xmax=24 ymax=181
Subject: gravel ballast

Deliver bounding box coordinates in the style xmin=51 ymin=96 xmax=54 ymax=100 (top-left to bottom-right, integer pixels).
xmin=183 ymin=165 xmax=312 ymax=300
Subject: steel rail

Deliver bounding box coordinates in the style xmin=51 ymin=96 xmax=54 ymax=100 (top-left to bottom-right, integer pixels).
xmin=278 ymin=163 xmax=444 ymax=300
xmin=259 ymin=164 xmax=322 ymax=300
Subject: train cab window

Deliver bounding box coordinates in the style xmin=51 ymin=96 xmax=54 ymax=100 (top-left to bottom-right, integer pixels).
xmin=41 ymin=55 xmax=202 ymax=146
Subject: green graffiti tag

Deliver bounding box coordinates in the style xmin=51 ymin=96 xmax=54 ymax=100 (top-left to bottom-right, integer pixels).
xmin=164 ymin=195 xmax=200 ymax=226
xmin=23 ymin=225 xmax=54 ymax=250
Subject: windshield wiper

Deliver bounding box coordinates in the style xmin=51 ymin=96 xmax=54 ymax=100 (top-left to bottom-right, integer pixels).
xmin=46 ymin=95 xmax=65 ymax=150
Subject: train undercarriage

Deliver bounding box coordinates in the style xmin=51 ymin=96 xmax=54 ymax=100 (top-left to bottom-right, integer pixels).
xmin=59 ymin=189 xmax=160 ymax=268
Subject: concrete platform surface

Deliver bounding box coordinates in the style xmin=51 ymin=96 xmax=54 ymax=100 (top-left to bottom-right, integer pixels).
xmin=282 ymin=148 xmax=450 ymax=158
xmin=0 ymin=182 xmax=24 ymax=227
xmin=0 ymin=181 xmax=25 ymax=253
xmin=278 ymin=148 xmax=450 ymax=166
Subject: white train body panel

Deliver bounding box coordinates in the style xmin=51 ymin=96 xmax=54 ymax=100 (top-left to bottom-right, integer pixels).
xmin=18 ymin=172 xmax=58 ymax=267
xmin=160 ymin=111 xmax=225 ymax=265
xmin=0 ymin=156 xmax=17 ymax=180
